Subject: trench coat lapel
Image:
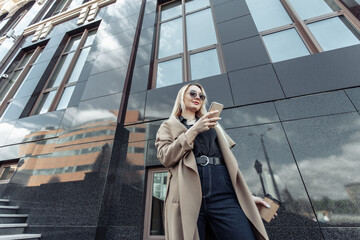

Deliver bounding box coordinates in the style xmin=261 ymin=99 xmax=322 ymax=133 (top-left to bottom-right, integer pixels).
xmin=168 ymin=116 xmax=199 ymax=175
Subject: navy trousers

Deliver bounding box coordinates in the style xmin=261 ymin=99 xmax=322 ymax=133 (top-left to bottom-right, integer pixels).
xmin=197 ymin=164 xmax=256 ymax=240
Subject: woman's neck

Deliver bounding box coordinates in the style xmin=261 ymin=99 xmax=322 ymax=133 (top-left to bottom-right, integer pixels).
xmin=181 ymin=110 xmax=196 ymax=121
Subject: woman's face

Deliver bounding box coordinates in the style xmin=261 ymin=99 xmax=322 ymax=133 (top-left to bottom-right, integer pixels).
xmin=183 ymin=85 xmax=205 ymax=113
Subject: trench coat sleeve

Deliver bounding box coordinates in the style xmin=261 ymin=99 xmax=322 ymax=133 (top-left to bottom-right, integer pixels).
xmin=155 ymin=120 xmax=194 ymax=168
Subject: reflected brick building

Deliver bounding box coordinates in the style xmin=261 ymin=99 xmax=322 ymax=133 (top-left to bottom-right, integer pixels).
xmin=0 ymin=0 xmax=359 ymax=239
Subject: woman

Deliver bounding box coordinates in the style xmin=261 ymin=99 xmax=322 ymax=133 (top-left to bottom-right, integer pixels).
xmin=155 ymin=83 xmax=270 ymax=240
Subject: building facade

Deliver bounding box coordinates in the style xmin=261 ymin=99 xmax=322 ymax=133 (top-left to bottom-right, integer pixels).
xmin=0 ymin=0 xmax=359 ymax=239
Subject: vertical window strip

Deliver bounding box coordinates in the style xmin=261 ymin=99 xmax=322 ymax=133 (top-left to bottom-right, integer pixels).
xmin=30 ymin=28 xmax=97 ymax=116
xmin=154 ymin=0 xmax=222 ymax=88
xmin=0 ymin=46 xmax=44 ymax=119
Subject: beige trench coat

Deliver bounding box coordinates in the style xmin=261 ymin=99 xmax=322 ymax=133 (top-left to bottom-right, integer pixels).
xmin=155 ymin=116 xmax=269 ymax=240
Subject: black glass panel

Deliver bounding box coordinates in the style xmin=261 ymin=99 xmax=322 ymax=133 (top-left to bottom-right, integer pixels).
xmin=283 ymin=112 xmax=360 ymax=227
xmin=275 ymin=91 xmax=356 ymax=121
xmin=227 ymin=123 xmax=318 ymax=227
xmin=220 ymin=102 xmax=279 ymax=129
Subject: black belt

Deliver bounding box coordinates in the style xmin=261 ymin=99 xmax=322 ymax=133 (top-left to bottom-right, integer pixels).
xmin=195 ymin=156 xmax=225 ymax=166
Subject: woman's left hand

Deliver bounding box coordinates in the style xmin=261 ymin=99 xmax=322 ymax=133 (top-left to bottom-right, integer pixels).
xmin=252 ymin=196 xmax=278 ymax=218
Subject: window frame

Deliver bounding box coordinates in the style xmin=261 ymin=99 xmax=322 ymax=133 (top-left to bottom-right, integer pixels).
xmin=29 ymin=27 xmax=97 ymax=116
xmin=0 ymin=46 xmax=44 ymax=118
xmin=258 ymin=0 xmax=360 ymax=57
xmin=43 ymin=0 xmax=73 ymax=20
xmin=151 ymin=0 xmax=226 ymax=89
xmin=0 ymin=160 xmax=19 ymax=184
xmin=143 ymin=167 xmax=167 ymax=240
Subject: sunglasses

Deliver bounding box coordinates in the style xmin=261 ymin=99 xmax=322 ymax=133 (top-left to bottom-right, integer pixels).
xmin=188 ymin=90 xmax=206 ymax=101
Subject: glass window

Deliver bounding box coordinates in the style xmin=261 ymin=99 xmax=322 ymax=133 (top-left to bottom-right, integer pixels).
xmin=56 ymin=85 xmax=75 ymax=110
xmin=186 ymin=9 xmax=217 ymax=51
xmin=144 ymin=169 xmax=167 ymax=239
xmin=308 ymin=16 xmax=360 ymax=51
xmin=158 ymin=18 xmax=183 ymax=58
xmin=263 ymin=29 xmax=310 ymax=62
xmin=289 ymin=0 xmax=340 ymax=20
xmin=340 ymin=0 xmax=360 ymax=21
xmin=190 ymin=49 xmax=221 ymax=80
xmin=245 ymin=0 xmax=293 ymax=32
xmin=185 ymin=0 xmax=210 ymax=13
xmin=161 ymin=1 xmax=182 ymax=21
xmin=0 ymin=47 xmax=44 ymax=121
xmin=154 ymin=0 xmax=222 ymax=88
xmin=246 ymin=0 xmax=360 ymax=62
xmin=31 ymin=28 xmax=97 ymax=115
xmin=156 ymin=58 xmax=183 ymax=88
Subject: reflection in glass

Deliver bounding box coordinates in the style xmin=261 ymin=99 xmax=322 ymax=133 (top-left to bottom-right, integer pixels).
xmin=289 ymin=0 xmax=340 ymax=20
xmin=185 ymin=0 xmax=209 ymax=13
xmin=150 ymin=171 xmax=167 ymax=235
xmin=283 ymin=113 xmax=360 ymax=226
xmin=46 ymin=52 xmax=75 ymax=88
xmin=83 ymin=29 xmax=97 ymax=47
xmin=18 ymin=52 xmax=33 ymax=68
xmin=186 ymin=9 xmax=217 ymax=51
xmin=156 ymin=58 xmax=182 ymax=88
xmin=263 ymin=28 xmax=310 ymax=62
xmin=64 ymin=34 xmax=82 ymax=52
xmin=161 ymin=1 xmax=182 ymax=21
xmin=227 ymin=123 xmax=318 ymax=225
xmin=341 ymin=0 xmax=360 ymax=21
xmin=158 ymin=18 xmax=183 ymax=58
xmin=35 ymin=91 xmax=56 ymax=115
xmin=0 ymin=70 xmax=21 ymax=102
xmin=56 ymin=85 xmax=75 ymax=110
xmin=245 ymin=0 xmax=293 ymax=32
xmin=67 ymin=48 xmax=91 ymax=83
xmin=190 ymin=49 xmax=220 ymax=80
xmin=308 ymin=17 xmax=360 ymax=51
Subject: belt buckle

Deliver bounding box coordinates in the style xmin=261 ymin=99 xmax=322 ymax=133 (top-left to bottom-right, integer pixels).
xmin=200 ymin=155 xmax=209 ymax=166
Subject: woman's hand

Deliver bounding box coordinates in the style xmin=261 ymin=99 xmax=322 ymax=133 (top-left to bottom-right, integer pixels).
xmin=191 ymin=111 xmax=221 ymax=134
xmin=252 ymin=196 xmax=278 ymax=218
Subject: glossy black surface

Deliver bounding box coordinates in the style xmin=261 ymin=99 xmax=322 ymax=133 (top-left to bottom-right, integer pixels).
xmin=125 ymin=91 xmax=146 ymax=124
xmin=105 ymin=14 xmax=139 ymax=36
xmin=228 ymin=64 xmax=284 ymax=106
xmin=68 ymin=80 xmax=87 ymax=108
xmin=273 ymin=45 xmax=360 ymax=98
xmin=139 ymin=26 xmax=155 ymax=47
xmin=227 ymin=123 xmax=318 ymax=227
xmin=135 ymin=43 xmax=152 ymax=67
xmin=0 ymin=120 xmax=16 ymax=146
xmin=275 ymin=91 xmax=356 ymax=121
xmin=130 ymin=64 xmax=150 ymax=94
xmin=71 ymin=93 xmax=121 ymax=130
xmin=94 ymin=28 xmax=136 ymax=55
xmin=0 ymin=96 xmax=31 ymax=122
xmin=345 ymin=87 xmax=360 ymax=111
xmin=90 ymin=45 xmax=132 ymax=75
xmin=220 ymin=102 xmax=279 ymax=129
xmin=213 ymin=0 xmax=249 ymax=23
xmin=217 ymin=15 xmax=258 ymax=44
xmin=81 ymin=67 xmax=127 ymax=101
xmin=222 ymin=36 xmax=270 ymax=72
xmin=6 ymin=110 xmax=65 ymax=145
xmin=125 ymin=120 xmax=163 ymax=143
xmin=11 ymin=79 xmax=39 ymax=100
xmin=25 ymin=227 xmax=96 ymax=240
xmin=283 ymin=112 xmax=360 ymax=227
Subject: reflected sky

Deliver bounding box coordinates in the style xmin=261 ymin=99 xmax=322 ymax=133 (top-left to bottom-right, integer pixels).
xmin=283 ymin=112 xmax=360 ymax=201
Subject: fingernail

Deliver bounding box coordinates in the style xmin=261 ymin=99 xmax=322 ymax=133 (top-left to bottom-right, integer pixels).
xmin=266 ymin=203 xmax=270 ymax=208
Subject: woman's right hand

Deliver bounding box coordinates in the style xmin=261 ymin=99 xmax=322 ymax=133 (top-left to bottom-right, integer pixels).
xmin=191 ymin=111 xmax=221 ymax=134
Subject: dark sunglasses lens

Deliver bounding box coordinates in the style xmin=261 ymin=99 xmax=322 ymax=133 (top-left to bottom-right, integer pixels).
xmin=199 ymin=95 xmax=205 ymax=100
xmin=189 ymin=91 xmax=197 ymax=98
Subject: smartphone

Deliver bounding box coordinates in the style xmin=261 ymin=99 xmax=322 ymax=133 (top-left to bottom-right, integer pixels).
xmin=208 ymin=102 xmax=223 ymax=128
xmin=259 ymin=194 xmax=280 ymax=223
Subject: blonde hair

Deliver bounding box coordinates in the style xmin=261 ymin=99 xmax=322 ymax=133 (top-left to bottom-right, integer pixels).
xmin=171 ymin=83 xmax=208 ymax=118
